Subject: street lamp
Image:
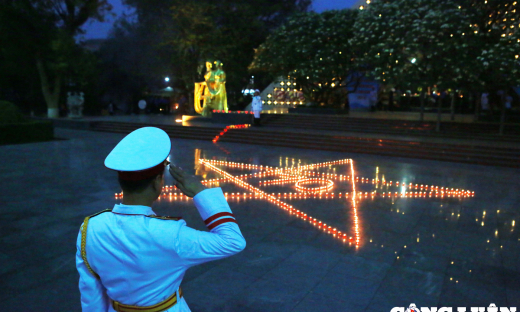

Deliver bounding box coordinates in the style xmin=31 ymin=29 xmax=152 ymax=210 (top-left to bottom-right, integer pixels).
xmin=165 ymin=77 xmax=170 ymax=82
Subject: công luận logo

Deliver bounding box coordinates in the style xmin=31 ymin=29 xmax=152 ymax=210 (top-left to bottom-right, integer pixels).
xmin=392 ymin=303 xmax=516 ymax=312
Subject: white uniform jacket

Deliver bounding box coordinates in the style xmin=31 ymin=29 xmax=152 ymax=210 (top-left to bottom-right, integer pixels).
xmin=76 ymin=187 xmax=246 ymax=312
xmin=251 ymin=96 xmax=262 ymax=113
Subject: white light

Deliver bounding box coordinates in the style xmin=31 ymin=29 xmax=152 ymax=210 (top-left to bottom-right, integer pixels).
xmin=411 ymin=58 xmax=417 ymax=64
xmin=165 ymin=77 xmax=170 ymax=82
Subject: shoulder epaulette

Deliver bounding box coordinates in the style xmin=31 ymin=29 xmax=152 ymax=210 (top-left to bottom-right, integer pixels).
xmin=80 ymin=209 xmax=111 ymax=280
xmin=87 ymin=209 xmax=112 ymax=219
xmin=146 ymin=215 xmax=182 ymax=221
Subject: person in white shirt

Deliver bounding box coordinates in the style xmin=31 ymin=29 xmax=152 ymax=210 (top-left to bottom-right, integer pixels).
xmin=251 ymin=89 xmax=263 ymax=126
xmin=76 ymin=127 xmax=246 ymax=312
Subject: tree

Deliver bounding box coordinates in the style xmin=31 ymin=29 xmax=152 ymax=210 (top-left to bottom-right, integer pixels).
xmin=462 ymin=0 xmax=520 ymax=132
xmin=352 ymin=0 xmax=478 ymax=125
xmin=96 ymin=19 xmax=169 ymax=114
xmin=124 ymin=0 xmax=310 ymax=109
xmin=461 ymin=0 xmax=520 ymax=89
xmin=249 ymin=9 xmax=362 ymax=107
xmin=353 ymin=0 xmax=519 ymax=132
xmin=0 ymin=0 xmax=111 ymax=117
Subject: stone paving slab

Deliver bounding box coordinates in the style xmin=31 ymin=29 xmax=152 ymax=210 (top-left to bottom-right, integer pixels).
xmin=0 ymin=128 xmax=519 ymax=311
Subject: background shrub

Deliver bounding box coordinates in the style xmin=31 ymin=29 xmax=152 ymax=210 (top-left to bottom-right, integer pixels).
xmin=0 ymin=101 xmax=26 ymax=124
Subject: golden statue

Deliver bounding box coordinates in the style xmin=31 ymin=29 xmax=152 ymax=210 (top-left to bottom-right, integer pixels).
xmin=213 ymin=60 xmax=228 ymax=112
xmin=194 ymin=60 xmax=228 ymax=116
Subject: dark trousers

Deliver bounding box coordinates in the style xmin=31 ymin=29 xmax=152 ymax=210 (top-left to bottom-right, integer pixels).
xmin=252 ymin=117 xmax=261 ymax=126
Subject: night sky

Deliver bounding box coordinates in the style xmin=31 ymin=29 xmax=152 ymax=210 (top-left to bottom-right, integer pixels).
xmin=80 ymin=0 xmax=359 ymax=40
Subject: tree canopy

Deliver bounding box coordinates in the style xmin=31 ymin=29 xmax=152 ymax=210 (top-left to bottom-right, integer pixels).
xmin=352 ymin=0 xmax=520 ymax=93
xmin=249 ymin=9 xmax=362 ymax=106
xmin=352 ymin=0 xmax=478 ymax=92
xmin=464 ymin=0 xmax=520 ymax=91
xmin=0 ymin=0 xmax=112 ymax=116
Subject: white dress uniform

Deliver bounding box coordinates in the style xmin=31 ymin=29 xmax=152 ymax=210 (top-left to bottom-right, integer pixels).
xmin=76 ymin=127 xmax=246 ymax=312
xmin=251 ymin=93 xmax=263 ymax=119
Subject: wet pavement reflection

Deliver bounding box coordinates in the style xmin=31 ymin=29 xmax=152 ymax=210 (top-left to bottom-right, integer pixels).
xmin=4 ymin=128 xmax=517 ymax=311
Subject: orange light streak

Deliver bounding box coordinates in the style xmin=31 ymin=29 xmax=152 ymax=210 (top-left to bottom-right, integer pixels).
xmin=212 ymin=124 xmax=251 ymax=143
xmin=350 ymin=160 xmax=361 ymax=247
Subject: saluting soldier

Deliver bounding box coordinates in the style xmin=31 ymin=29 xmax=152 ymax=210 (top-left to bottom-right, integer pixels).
xmin=76 ymin=127 xmax=246 ymax=311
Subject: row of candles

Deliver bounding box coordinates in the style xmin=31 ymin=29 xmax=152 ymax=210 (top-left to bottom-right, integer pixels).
xmin=115 ymin=190 xmax=473 ymax=200
xmin=205 ymin=159 xmax=350 ymax=171
xmin=211 ymin=109 xmax=292 ymax=113
xmin=159 ymin=191 xmax=359 ymax=199
xmin=212 ymin=110 xmax=254 ymax=114
xmin=205 ymin=159 xmax=276 ymax=171
xmin=260 ymin=177 xmax=306 ymax=185
xmin=349 ymin=161 xmax=361 ymax=246
xmin=202 ymin=171 xmax=342 ymax=186
xmin=199 ymin=158 xmax=360 ymax=246
xmin=293 ymin=159 xmax=351 ymax=171
xmin=201 ymin=172 xmax=270 ymax=184
xmin=204 ymin=178 xmax=473 ymax=199
xmin=212 ymin=124 xmax=250 ymax=143
xmin=201 ymin=159 xmax=474 ymax=196
xmin=381 ymin=191 xmax=474 ymax=198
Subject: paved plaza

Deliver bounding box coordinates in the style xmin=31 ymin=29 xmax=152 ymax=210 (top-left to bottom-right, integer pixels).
xmin=1 ymin=127 xmax=519 ymax=311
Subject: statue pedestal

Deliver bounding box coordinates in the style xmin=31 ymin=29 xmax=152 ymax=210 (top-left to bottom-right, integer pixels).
xmin=47 ymin=108 xmax=59 ymax=118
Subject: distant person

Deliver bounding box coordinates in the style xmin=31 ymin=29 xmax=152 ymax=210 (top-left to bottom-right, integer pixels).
xmin=505 ymin=94 xmax=513 ymax=111
xmin=108 ymin=103 xmax=114 ymax=116
xmin=481 ymin=93 xmax=490 ymax=114
xmin=251 ymin=89 xmax=262 ymax=126
xmin=76 ymin=127 xmax=246 ymax=311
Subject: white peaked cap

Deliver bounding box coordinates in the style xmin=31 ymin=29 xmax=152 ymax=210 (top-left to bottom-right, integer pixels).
xmin=255 ymin=89 xmax=260 ymax=93
xmin=105 ymin=127 xmax=171 ymax=172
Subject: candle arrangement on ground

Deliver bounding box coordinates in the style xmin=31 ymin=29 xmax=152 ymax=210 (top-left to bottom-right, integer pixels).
xmin=114 ymin=158 xmax=475 ymax=248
